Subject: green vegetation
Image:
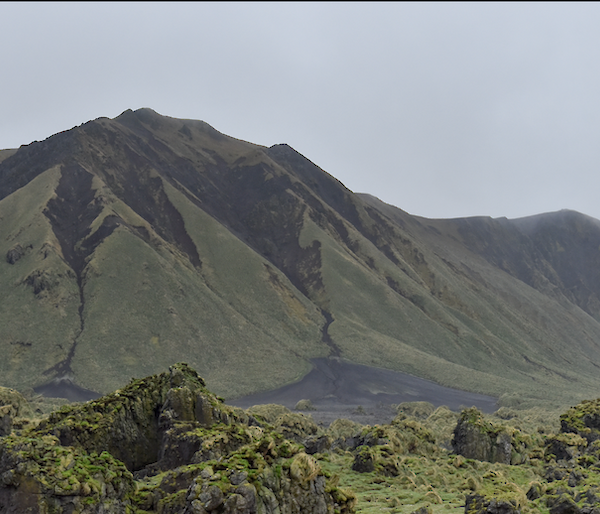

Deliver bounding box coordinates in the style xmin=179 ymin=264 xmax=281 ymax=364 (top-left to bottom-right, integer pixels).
xmin=3 ymin=107 xmax=600 ymax=416
xmin=0 ymin=364 xmax=357 ymax=513
xmin=0 ymin=166 xmax=81 ymax=391
xmin=5 ymin=364 xmax=600 ymax=513
xmin=0 ymin=433 xmax=134 ymax=509
xmin=314 ymin=403 xmax=600 ymax=513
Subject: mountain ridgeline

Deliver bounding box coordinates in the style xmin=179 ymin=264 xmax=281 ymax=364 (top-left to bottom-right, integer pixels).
xmin=1 ymin=108 xmax=600 ymax=407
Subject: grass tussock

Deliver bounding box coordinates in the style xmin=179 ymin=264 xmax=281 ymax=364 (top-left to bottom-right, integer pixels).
xmin=311 ymin=402 xmax=600 ymax=513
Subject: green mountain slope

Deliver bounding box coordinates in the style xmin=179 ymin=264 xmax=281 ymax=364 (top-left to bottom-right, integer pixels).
xmin=1 ymin=108 xmax=600 ymax=407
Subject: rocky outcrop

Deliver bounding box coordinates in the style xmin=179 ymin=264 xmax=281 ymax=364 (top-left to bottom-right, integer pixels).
xmin=304 ymin=434 xmax=331 ymax=455
xmin=33 ymin=362 xmax=228 ymax=471
xmin=5 ymin=243 xmax=28 ymax=264
xmin=0 ymin=387 xmax=31 ymax=437
xmin=464 ymin=494 xmax=520 ymax=514
xmin=180 ymin=452 xmax=354 ymax=514
xmin=544 ymin=399 xmax=600 ymax=467
xmin=344 ymin=418 xmax=440 ymax=477
xmin=0 ymin=434 xmax=134 ymax=514
xmin=294 ymin=399 xmax=316 ymax=411
xmin=452 ymin=408 xmax=515 ymax=464
xmin=456 ymin=400 xmax=600 ymax=514
xmin=395 ymin=401 xmax=435 ymax=420
xmin=0 ymin=364 xmax=355 ymax=513
xmin=247 ymin=403 xmax=328 ymax=454
xmin=560 ymin=399 xmax=600 ymax=444
xmin=351 ymin=446 xmax=374 ymax=473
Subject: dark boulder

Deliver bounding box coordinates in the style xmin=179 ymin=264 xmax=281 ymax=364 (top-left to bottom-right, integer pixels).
xmin=452 ymin=407 xmax=512 ymax=464
xmin=5 ymin=244 xmax=26 ymax=264
xmin=547 ymin=493 xmax=581 ymax=514
xmin=351 ymin=445 xmax=375 ymax=473
xmin=465 ymin=494 xmax=521 ymax=513
xmin=303 ymin=434 xmax=331 ymax=455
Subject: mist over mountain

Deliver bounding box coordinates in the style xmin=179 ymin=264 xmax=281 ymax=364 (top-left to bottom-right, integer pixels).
xmin=1 ymin=108 xmax=600 ymax=408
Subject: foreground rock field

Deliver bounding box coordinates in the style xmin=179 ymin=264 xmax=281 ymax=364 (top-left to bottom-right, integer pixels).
xmin=2 ymin=364 xmax=600 ymax=513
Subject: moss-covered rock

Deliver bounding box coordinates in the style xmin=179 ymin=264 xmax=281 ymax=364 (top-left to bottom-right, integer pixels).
xmin=540 ymin=398 xmax=600 ymax=471
xmin=560 ymin=399 xmax=600 ymax=444
xmin=303 ymin=434 xmax=331 ymax=455
xmin=133 ymin=437 xmax=355 ymax=514
xmin=294 ymin=399 xmax=316 ymax=411
xmin=351 ymin=446 xmax=374 ymax=473
xmin=0 ymin=387 xmax=32 ymax=437
xmin=0 ymin=433 xmax=134 ymax=513
xmin=452 ymin=407 xmax=530 ymax=464
xmin=246 ymin=403 xmax=291 ymax=424
xmin=0 ymin=386 xmax=32 ymax=418
xmin=327 ymin=418 xmax=363 ymax=450
xmin=272 ymin=412 xmax=320 ymax=443
xmin=465 ymin=493 xmax=521 ymax=513
xmin=546 ymin=432 xmax=588 ymax=462
xmin=33 ymin=363 xmax=231 ymax=471
xmin=0 ymin=364 xmax=355 ymax=513
xmin=395 ymin=401 xmax=435 ymax=420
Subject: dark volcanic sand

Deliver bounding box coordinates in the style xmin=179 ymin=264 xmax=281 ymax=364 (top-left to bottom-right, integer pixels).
xmin=228 ymin=358 xmax=497 ymax=426
xmin=34 ymin=378 xmax=101 ymax=402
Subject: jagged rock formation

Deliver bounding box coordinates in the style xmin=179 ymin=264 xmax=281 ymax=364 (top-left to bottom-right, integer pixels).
xmin=0 ymin=364 xmax=355 ymax=513
xmin=559 ymin=399 xmax=600 ymax=444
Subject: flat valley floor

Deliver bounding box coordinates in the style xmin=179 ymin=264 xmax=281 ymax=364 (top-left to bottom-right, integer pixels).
xmin=229 ymin=357 xmax=497 ymax=426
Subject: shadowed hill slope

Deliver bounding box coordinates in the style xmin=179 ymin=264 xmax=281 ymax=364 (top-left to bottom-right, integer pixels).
xmin=1 ymin=108 xmax=600 ymax=408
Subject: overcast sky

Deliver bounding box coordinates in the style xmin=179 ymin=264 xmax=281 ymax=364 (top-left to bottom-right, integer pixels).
xmin=2 ymin=2 xmax=600 ymax=220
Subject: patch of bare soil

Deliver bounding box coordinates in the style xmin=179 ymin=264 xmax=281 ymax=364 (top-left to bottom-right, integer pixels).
xmin=34 ymin=378 xmax=101 ymax=402
xmin=229 ymin=357 xmax=497 ymax=426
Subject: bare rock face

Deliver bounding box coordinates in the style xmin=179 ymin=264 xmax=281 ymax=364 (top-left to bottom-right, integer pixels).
xmin=0 ymin=364 xmax=356 ymax=514
xmin=452 ymin=408 xmax=513 ymax=464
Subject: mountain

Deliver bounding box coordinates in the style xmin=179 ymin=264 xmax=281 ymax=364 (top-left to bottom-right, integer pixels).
xmin=1 ymin=108 xmax=600 ymax=408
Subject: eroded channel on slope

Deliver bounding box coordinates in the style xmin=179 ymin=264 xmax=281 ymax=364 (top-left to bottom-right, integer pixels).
xmin=38 ymin=163 xmax=117 ymax=388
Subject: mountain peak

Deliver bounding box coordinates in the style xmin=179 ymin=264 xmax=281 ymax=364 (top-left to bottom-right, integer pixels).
xmin=1 ymin=110 xmax=600 ymax=410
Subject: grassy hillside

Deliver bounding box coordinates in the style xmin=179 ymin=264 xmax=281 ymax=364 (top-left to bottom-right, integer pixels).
xmin=1 ymin=109 xmax=600 ymax=410
xmin=0 ymin=167 xmax=81 ymax=389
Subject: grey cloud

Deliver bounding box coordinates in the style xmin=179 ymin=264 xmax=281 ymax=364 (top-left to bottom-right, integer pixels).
xmin=1 ymin=2 xmax=600 ymax=220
